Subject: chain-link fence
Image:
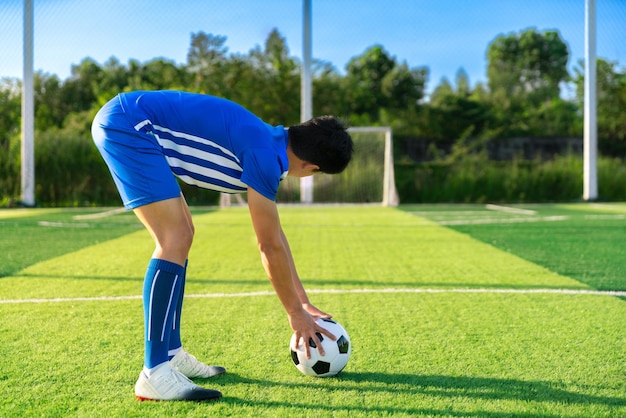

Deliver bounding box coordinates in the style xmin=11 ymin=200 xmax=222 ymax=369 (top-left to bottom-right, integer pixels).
xmin=1 ymin=1 xmax=625 ymax=95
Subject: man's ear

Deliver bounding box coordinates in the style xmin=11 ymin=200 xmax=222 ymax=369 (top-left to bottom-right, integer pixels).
xmin=303 ymin=162 xmax=320 ymax=172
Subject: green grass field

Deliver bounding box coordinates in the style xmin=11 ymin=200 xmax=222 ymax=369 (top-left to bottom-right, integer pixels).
xmin=1 ymin=204 xmax=625 ymax=417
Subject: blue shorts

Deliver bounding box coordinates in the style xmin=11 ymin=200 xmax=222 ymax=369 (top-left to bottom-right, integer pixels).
xmin=91 ymin=96 xmax=181 ymax=209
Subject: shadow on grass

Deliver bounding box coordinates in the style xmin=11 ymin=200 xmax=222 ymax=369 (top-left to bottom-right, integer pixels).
xmin=6 ymin=273 xmax=598 ymax=293
xmin=210 ymin=372 xmax=625 ymax=417
xmin=10 ymin=273 xmax=145 ymax=283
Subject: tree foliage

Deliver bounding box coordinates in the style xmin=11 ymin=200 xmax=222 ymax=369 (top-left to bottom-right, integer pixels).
xmin=487 ymin=28 xmax=569 ymax=103
xmin=574 ymin=58 xmax=626 ymax=153
xmin=484 ymin=28 xmax=574 ymax=139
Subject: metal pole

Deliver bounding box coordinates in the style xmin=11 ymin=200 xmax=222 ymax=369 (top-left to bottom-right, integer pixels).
xmin=21 ymin=0 xmax=35 ymax=206
xmin=583 ymin=0 xmax=598 ymax=201
xmin=300 ymin=0 xmax=314 ymax=203
xmin=301 ymin=0 xmax=312 ymax=123
xmin=382 ymin=128 xmax=398 ymax=207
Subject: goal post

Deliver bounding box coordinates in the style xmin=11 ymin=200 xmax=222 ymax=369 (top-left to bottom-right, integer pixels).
xmin=276 ymin=126 xmax=399 ymax=206
xmin=347 ymin=126 xmax=398 ymax=207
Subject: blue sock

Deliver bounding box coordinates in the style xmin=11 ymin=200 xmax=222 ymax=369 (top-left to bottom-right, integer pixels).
xmin=168 ymin=260 xmax=187 ymax=359
xmin=142 ymin=258 xmax=184 ymax=369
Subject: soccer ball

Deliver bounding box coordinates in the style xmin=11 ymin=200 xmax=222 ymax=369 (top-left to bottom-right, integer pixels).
xmin=289 ymin=318 xmax=351 ymax=377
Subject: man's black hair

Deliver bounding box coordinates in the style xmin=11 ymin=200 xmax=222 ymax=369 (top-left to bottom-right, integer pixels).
xmin=288 ymin=116 xmax=353 ymax=174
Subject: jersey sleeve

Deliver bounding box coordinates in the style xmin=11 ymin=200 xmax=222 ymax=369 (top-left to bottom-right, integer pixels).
xmin=240 ymin=148 xmax=285 ymax=201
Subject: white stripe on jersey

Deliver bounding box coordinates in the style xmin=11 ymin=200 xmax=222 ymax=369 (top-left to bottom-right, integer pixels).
xmin=176 ymin=174 xmax=247 ymax=193
xmin=134 ymin=120 xmax=151 ymax=131
xmin=134 ymin=120 xmax=247 ymax=193
xmin=152 ymin=124 xmax=240 ymax=163
xmin=157 ymin=137 xmax=242 ymax=172
xmin=165 ymin=157 xmax=247 ymax=190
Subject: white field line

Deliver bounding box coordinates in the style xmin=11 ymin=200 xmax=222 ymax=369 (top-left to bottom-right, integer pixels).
xmin=1 ymin=287 xmax=625 ymax=305
xmin=72 ymin=207 xmax=126 ymax=220
xmin=485 ymin=204 xmax=537 ymax=216
xmin=438 ymin=216 xmax=568 ymax=226
xmin=436 ymin=213 xmax=626 ymax=226
xmin=409 ymin=211 xmax=493 ymax=216
xmin=588 ymin=203 xmax=626 ymax=210
xmin=37 ymin=207 xmax=128 ymax=227
xmin=37 ymin=221 xmax=92 ymax=228
xmin=585 ymin=214 xmax=626 ymax=220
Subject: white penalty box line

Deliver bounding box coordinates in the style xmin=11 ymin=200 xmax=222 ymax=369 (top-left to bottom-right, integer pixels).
xmin=431 ymin=204 xmax=626 ymax=226
xmin=485 ymin=204 xmax=537 ymax=216
xmin=1 ymin=287 xmax=625 ymax=305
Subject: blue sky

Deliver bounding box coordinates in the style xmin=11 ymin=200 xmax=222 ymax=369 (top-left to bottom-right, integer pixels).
xmin=0 ymin=0 xmax=624 ymax=94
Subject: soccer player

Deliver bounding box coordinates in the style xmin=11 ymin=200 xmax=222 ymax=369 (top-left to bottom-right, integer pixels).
xmin=91 ymin=90 xmax=353 ymax=402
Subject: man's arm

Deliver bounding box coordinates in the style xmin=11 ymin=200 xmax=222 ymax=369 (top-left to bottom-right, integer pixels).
xmin=278 ymin=227 xmax=332 ymax=319
xmin=247 ymin=187 xmax=334 ymax=357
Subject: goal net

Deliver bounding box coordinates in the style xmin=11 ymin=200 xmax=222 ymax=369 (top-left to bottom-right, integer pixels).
xmin=222 ymin=127 xmax=398 ymax=206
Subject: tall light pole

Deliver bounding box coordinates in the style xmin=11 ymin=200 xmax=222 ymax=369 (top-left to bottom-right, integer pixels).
xmin=583 ymin=0 xmax=597 ymax=201
xmin=21 ymin=0 xmax=35 ymax=206
xmin=300 ymin=0 xmax=314 ymax=203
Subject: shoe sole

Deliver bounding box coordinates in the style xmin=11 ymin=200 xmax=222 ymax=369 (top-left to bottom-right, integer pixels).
xmin=135 ymin=393 xmax=222 ymax=402
xmin=184 ymin=369 xmax=226 ymax=379
xmin=202 ymin=370 xmax=226 ymax=379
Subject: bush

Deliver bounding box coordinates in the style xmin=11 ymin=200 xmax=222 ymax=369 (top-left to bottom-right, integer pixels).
xmin=33 ymin=125 xmax=119 ymax=206
xmin=396 ymin=153 xmax=625 ymax=203
xmin=0 ymin=133 xmax=21 ymax=206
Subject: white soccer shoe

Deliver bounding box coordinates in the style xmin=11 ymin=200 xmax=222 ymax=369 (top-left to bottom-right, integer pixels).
xmin=170 ymin=349 xmax=226 ymax=379
xmin=134 ymin=363 xmax=222 ymax=402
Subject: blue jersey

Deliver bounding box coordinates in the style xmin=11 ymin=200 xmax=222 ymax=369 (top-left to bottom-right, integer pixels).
xmin=118 ymin=90 xmax=289 ymax=201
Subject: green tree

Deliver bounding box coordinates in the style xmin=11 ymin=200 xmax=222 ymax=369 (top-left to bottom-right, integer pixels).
xmin=65 ymin=58 xmax=104 ymax=107
xmin=217 ymin=55 xmax=258 ymax=105
xmin=0 ymin=79 xmax=21 ymax=201
xmin=34 ymin=73 xmax=64 ymax=130
xmin=344 ymin=45 xmax=395 ymax=119
xmin=139 ymin=58 xmax=186 ymax=91
xmin=245 ymin=29 xmax=300 ymax=125
xmin=430 ymin=78 xmax=454 ymax=107
xmin=574 ymin=58 xmax=626 ymax=154
xmin=343 ymin=45 xmax=427 ymax=129
xmin=381 ymin=62 xmax=427 ymax=111
xmin=0 ymin=78 xmax=21 ymax=151
xmin=427 ymin=70 xmax=491 ymax=141
xmin=186 ymin=32 xmax=229 ymax=94
xmin=312 ymin=60 xmax=348 ymax=117
xmin=487 ymin=28 xmax=569 ymax=104
xmin=486 ymin=28 xmax=571 ymax=137
xmin=455 ymin=68 xmax=471 ymax=97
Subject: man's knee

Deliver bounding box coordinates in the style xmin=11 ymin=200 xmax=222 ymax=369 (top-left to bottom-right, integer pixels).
xmin=164 ymin=225 xmax=193 ymax=253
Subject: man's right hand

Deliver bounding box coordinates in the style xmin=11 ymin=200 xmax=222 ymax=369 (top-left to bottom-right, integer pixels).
xmin=288 ymin=309 xmax=336 ymax=359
